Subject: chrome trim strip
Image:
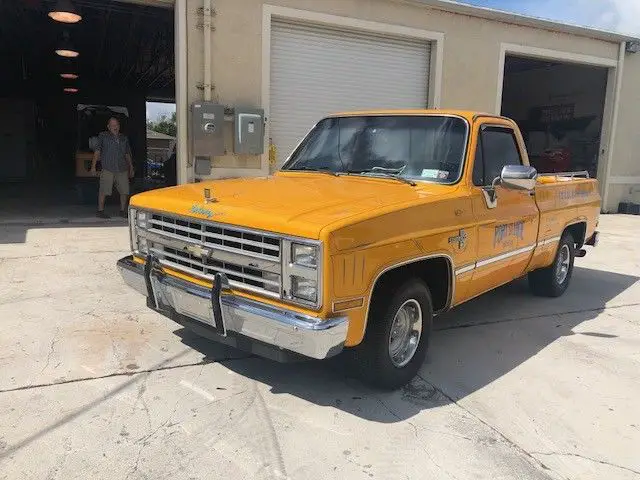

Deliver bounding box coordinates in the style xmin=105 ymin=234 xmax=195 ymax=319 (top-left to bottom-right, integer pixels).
xmin=537 ymin=236 xmax=561 ymax=247
xmin=455 ymin=244 xmax=538 ymax=276
xmin=476 ymin=245 xmax=535 ymax=268
xmin=117 ymin=256 xmax=346 ymax=359
xmin=455 ymin=264 xmax=475 ymax=276
xmin=362 ymin=253 xmax=455 ymax=338
xmin=539 ymin=171 xmax=590 ymax=179
xmin=454 ymin=235 xmax=566 ymax=277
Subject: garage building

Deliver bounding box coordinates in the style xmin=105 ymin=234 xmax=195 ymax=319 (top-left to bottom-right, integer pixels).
xmin=2 ymin=0 xmax=639 ymax=213
xmin=176 ymin=0 xmax=640 ymax=213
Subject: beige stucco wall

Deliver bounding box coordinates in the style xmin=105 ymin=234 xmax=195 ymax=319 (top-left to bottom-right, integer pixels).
xmin=614 ymin=53 xmax=640 ymax=177
xmin=189 ymin=0 xmax=617 ymax=106
xmin=606 ymin=51 xmax=640 ymax=210
xmin=182 ymin=0 xmax=637 ymax=210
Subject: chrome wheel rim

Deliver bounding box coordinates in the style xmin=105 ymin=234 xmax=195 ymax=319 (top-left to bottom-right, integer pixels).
xmin=556 ymin=244 xmax=571 ymax=284
xmin=388 ymin=299 xmax=423 ymax=368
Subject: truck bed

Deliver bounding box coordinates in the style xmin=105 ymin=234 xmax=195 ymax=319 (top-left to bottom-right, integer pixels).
xmin=534 ymin=171 xmax=600 ymax=247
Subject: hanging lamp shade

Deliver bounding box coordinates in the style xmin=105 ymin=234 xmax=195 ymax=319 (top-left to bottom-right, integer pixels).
xmin=48 ymin=0 xmax=82 ymax=24
xmin=55 ymin=31 xmax=79 ymax=58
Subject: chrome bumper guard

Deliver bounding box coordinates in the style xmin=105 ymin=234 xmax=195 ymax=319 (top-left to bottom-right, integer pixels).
xmin=117 ymin=255 xmax=347 ymax=359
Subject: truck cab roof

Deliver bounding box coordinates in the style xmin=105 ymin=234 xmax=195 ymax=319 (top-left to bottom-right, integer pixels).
xmin=326 ymin=109 xmax=506 ymax=122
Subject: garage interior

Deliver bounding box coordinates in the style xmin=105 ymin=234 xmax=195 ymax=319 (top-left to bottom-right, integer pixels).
xmin=501 ymin=55 xmax=609 ymax=178
xmin=0 ymin=0 xmax=175 ymax=217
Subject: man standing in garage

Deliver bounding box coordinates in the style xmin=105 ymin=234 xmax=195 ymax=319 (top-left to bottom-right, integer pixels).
xmin=90 ymin=117 xmax=134 ymax=218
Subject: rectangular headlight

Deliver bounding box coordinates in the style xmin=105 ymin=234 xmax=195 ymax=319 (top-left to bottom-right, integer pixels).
xmin=136 ymin=210 xmax=148 ymax=229
xmin=129 ymin=208 xmax=149 ymax=255
xmin=291 ymin=276 xmax=317 ymax=303
xmin=283 ymin=238 xmax=322 ymax=308
xmin=291 ymin=243 xmax=317 ymax=268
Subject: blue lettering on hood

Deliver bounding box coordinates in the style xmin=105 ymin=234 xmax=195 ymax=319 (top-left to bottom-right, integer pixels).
xmin=190 ymin=204 xmax=214 ymax=218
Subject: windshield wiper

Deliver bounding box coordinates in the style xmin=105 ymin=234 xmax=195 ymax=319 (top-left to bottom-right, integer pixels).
xmin=347 ymin=168 xmax=416 ymax=186
xmin=288 ymin=166 xmax=338 ymax=176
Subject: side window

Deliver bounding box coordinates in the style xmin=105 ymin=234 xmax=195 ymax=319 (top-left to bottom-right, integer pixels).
xmin=477 ymin=127 xmax=522 ymax=186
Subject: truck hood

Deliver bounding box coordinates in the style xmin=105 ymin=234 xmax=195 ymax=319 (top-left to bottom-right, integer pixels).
xmin=130 ymin=172 xmax=443 ymax=238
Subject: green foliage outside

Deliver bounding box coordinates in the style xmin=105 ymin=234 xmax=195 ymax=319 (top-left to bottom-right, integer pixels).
xmin=147 ymin=112 xmax=177 ymax=137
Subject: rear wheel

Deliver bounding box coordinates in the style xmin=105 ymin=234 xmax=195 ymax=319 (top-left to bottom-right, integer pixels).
xmin=354 ymin=278 xmax=433 ymax=390
xmin=528 ymin=231 xmax=575 ymax=297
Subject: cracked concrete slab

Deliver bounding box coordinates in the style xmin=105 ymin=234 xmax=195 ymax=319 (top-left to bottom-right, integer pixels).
xmin=1 ymin=215 xmax=639 ymax=479
xmin=0 ymin=360 xmax=554 ymax=480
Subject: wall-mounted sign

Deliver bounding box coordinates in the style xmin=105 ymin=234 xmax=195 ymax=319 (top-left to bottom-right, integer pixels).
xmin=538 ymin=104 xmax=575 ymax=124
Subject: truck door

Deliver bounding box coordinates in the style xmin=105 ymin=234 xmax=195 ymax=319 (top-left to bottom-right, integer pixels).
xmin=467 ymin=122 xmax=539 ymax=299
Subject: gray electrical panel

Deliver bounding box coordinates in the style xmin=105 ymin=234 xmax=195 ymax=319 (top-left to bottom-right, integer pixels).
xmin=234 ymin=107 xmax=265 ymax=155
xmin=191 ymin=102 xmax=225 ymax=157
xmin=194 ymin=157 xmax=212 ymax=176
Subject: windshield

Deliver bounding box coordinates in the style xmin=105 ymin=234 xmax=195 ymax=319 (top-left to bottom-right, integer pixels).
xmin=282 ymin=115 xmax=468 ymax=184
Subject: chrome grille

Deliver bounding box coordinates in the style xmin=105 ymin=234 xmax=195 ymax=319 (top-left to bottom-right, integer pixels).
xmin=145 ymin=213 xmax=282 ymax=297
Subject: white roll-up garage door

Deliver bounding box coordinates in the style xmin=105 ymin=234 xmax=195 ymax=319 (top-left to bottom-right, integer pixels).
xmin=269 ymin=20 xmax=432 ymax=166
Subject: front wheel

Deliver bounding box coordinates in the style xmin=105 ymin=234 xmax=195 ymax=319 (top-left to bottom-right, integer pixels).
xmin=354 ymin=278 xmax=433 ymax=390
xmin=528 ymin=231 xmax=575 ymax=297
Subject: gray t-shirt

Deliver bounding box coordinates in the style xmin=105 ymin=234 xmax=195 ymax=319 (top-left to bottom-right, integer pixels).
xmin=97 ymin=132 xmax=131 ymax=172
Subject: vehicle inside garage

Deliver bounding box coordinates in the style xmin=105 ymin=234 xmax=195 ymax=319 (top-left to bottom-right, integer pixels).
xmin=0 ymin=0 xmax=175 ymax=216
xmin=500 ymin=55 xmax=609 ymax=178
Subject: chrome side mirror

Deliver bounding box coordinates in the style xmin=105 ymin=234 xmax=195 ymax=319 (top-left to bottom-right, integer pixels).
xmin=501 ymin=165 xmax=537 ymax=191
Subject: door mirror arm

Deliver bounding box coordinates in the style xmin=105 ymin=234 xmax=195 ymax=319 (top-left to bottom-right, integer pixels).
xmin=481 ymin=178 xmax=500 ymax=209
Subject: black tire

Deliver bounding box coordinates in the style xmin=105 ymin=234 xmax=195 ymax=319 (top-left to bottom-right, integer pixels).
xmin=528 ymin=231 xmax=575 ymax=297
xmin=354 ymin=277 xmax=433 ymax=390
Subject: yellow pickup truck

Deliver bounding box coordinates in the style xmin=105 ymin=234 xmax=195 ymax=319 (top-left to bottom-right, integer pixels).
xmin=117 ymin=110 xmax=600 ymax=389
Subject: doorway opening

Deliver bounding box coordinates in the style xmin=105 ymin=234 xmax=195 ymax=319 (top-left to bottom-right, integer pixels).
xmin=500 ymin=55 xmax=609 ymax=178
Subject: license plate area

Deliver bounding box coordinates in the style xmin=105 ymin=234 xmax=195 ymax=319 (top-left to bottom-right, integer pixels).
xmin=168 ymin=284 xmax=218 ymax=328
xmin=145 ymin=258 xmax=227 ymax=336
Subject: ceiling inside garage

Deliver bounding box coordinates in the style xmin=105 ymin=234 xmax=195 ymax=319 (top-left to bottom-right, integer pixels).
xmin=0 ymin=0 xmax=175 ymax=97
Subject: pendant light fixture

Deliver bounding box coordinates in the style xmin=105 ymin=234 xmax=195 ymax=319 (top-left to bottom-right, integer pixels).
xmin=64 ymin=87 xmax=79 ymax=93
xmin=49 ymin=0 xmax=82 ymax=24
xmin=55 ymin=31 xmax=79 ymax=58
xmin=58 ymin=57 xmax=79 ymax=79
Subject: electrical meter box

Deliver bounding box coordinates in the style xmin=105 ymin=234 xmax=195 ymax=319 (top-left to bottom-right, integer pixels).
xmin=234 ymin=108 xmax=265 ymax=155
xmin=191 ymin=102 xmax=225 ymax=157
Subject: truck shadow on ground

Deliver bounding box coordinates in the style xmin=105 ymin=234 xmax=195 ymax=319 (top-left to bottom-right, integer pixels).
xmin=176 ymin=266 xmax=638 ymax=423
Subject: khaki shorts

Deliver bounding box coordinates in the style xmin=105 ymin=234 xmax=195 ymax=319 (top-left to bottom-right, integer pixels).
xmin=99 ymin=170 xmax=129 ymax=196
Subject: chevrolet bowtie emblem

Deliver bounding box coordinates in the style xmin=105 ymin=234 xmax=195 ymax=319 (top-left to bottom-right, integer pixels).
xmin=184 ymin=244 xmax=210 ymax=258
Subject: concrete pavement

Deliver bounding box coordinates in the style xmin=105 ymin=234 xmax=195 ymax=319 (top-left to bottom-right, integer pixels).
xmin=0 ymin=215 xmax=639 ymax=479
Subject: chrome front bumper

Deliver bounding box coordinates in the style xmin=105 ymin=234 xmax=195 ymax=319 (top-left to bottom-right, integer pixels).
xmin=117 ymin=255 xmax=348 ymax=359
